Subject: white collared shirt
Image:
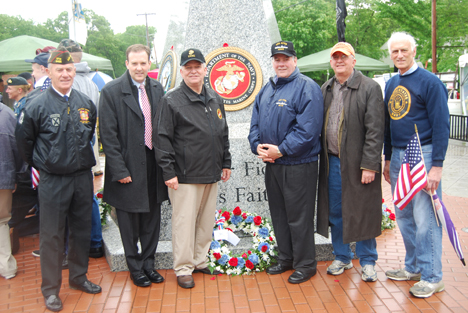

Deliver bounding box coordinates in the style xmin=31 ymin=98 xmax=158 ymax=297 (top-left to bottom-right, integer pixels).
xmin=399 ymin=62 xmax=418 ymax=76
xmin=131 ymin=78 xmax=147 ymax=112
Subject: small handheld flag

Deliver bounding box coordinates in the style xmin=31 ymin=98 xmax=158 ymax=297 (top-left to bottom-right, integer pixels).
xmin=393 ymin=133 xmax=428 ymax=210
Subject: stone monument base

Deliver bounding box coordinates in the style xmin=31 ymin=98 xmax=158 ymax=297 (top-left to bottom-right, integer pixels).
xmin=101 ymin=211 xmax=356 ymax=272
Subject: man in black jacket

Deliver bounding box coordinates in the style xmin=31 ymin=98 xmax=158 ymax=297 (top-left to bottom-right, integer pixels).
xmin=156 ymin=48 xmax=231 ymax=289
xmin=16 ymin=47 xmax=100 ymax=312
xmin=99 ymin=44 xmax=168 ymax=288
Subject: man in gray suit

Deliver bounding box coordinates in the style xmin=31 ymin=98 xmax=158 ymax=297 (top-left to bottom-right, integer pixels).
xmin=99 ymin=44 xmax=168 ymax=287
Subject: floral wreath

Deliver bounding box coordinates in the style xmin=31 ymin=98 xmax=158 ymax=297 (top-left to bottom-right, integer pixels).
xmin=381 ymin=199 xmax=396 ymax=231
xmin=207 ymin=207 xmax=277 ymax=275
xmin=96 ymin=190 xmax=112 ymax=225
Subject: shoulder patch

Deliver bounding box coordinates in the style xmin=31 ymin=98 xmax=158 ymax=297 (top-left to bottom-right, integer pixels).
xmin=78 ymin=108 xmax=90 ymax=124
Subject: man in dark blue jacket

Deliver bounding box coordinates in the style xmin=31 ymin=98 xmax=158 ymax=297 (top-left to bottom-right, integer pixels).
xmin=248 ymin=41 xmax=323 ymax=284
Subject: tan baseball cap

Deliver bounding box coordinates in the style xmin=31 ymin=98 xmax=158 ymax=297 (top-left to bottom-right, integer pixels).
xmin=330 ymin=42 xmax=355 ymax=57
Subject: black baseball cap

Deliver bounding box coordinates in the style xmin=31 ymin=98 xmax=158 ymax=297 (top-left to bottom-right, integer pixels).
xmin=180 ymin=48 xmax=205 ymax=66
xmin=25 ymin=53 xmax=49 ymax=67
xmin=271 ymin=41 xmax=296 ymax=57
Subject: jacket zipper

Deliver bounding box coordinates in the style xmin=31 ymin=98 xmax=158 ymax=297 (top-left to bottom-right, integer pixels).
xmin=205 ymin=105 xmax=217 ymax=182
xmin=67 ymin=98 xmax=80 ymax=169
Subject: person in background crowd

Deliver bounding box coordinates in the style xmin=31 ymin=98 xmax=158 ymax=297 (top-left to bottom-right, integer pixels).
xmin=0 ymin=79 xmax=4 ymax=103
xmin=0 ymin=102 xmax=22 ymax=280
xmin=25 ymin=53 xmax=50 ymax=91
xmin=18 ymin=72 xmax=34 ymax=92
xmin=317 ymin=42 xmax=385 ymax=282
xmin=6 ymin=77 xmax=32 ymax=118
xmin=383 ymin=32 xmax=449 ymax=298
xmin=248 ymin=41 xmax=323 ymax=284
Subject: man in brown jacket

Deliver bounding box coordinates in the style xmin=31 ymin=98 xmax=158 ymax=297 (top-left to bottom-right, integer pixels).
xmin=317 ymin=42 xmax=385 ymax=282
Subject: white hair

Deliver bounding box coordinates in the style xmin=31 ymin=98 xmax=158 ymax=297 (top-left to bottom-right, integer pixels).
xmin=388 ymin=32 xmax=417 ymax=54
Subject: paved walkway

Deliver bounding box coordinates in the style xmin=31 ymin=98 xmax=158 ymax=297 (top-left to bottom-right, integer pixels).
xmin=2 ymin=140 xmax=467 ymax=312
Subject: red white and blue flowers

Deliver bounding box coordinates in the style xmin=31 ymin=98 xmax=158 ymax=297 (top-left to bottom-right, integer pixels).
xmin=208 ymin=207 xmax=277 ymax=275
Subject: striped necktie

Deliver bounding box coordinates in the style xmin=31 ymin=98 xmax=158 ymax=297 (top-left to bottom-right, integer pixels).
xmin=32 ymin=168 xmax=40 ymax=189
xmin=139 ymin=84 xmax=153 ymax=149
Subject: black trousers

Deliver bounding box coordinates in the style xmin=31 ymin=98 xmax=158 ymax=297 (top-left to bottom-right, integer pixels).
xmin=39 ymin=170 xmax=93 ymax=297
xmin=265 ymin=161 xmax=318 ymax=275
xmin=116 ymin=147 xmax=161 ymax=277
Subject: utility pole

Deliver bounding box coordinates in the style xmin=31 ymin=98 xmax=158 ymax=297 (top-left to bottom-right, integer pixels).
xmin=432 ymin=0 xmax=437 ymax=73
xmin=136 ymin=12 xmax=156 ymax=47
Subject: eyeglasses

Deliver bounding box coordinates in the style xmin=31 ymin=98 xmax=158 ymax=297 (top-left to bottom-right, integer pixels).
xmin=331 ymin=54 xmax=351 ymax=61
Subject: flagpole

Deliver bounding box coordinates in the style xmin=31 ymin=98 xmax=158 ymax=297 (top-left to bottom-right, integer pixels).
xmin=415 ymin=124 xmax=440 ymax=226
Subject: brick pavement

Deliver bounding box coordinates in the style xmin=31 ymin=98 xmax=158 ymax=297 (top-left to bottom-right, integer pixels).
xmin=2 ymin=169 xmax=467 ymax=312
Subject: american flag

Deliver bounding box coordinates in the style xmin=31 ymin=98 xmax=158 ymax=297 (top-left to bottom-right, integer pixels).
xmin=393 ymin=133 xmax=428 ymax=210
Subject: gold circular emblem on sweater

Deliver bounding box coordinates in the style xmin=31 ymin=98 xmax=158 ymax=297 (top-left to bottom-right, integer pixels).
xmin=388 ymin=86 xmax=411 ymax=120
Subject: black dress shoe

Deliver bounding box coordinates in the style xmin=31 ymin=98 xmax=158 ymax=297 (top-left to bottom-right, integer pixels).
xmin=177 ymin=275 xmax=195 ymax=289
xmin=69 ymin=280 xmax=102 ymax=294
xmin=131 ymin=273 xmax=151 ymax=287
xmin=193 ymin=267 xmax=221 ymax=275
xmin=89 ymin=247 xmax=104 ymax=258
xmin=144 ymin=270 xmax=164 ymax=283
xmin=266 ymin=263 xmax=293 ymax=275
xmin=288 ymin=270 xmax=316 ymax=284
xmin=44 ymin=295 xmax=63 ymax=312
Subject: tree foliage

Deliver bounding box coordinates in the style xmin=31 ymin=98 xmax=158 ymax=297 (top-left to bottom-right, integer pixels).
xmin=0 ymin=11 xmax=157 ymax=77
xmin=273 ymin=0 xmax=467 ymax=80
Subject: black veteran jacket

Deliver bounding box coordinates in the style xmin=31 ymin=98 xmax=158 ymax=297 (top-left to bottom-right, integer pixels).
xmin=155 ymin=81 xmax=231 ymax=184
xmin=15 ymin=87 xmax=96 ymax=175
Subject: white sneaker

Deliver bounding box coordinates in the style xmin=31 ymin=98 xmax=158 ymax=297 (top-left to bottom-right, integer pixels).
xmin=327 ymin=260 xmax=353 ymax=275
xmin=361 ymin=264 xmax=377 ymax=282
xmin=385 ymin=268 xmax=421 ymax=281
xmin=409 ymin=280 xmax=445 ymax=298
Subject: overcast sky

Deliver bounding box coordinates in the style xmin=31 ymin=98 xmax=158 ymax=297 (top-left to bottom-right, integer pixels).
xmin=2 ymin=0 xmax=189 ymax=60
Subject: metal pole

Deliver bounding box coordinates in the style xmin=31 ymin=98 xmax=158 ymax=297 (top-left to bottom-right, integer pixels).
xmin=137 ymin=13 xmax=156 ymax=48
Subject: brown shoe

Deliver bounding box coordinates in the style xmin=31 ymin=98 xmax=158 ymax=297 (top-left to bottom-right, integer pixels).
xmin=177 ymin=275 xmax=195 ymax=289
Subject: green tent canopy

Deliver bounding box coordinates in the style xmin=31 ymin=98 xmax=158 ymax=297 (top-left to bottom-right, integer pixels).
xmin=297 ymin=48 xmax=391 ymax=72
xmin=0 ymin=35 xmax=113 ymax=72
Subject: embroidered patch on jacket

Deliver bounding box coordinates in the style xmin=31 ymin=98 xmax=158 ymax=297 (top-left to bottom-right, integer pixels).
xmin=276 ymin=99 xmax=288 ymax=107
xmin=217 ymin=108 xmax=223 ymax=119
xmin=50 ymin=114 xmax=60 ymax=126
xmin=78 ymin=108 xmax=90 ymax=124
xmin=388 ymin=86 xmax=411 ymax=120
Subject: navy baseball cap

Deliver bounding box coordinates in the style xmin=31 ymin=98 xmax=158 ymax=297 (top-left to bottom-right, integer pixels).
xmin=25 ymin=53 xmax=49 ymax=67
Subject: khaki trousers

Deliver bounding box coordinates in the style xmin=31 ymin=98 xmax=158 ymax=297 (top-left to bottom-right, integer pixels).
xmin=169 ymin=183 xmax=218 ymax=276
xmin=0 ymin=189 xmax=17 ymax=279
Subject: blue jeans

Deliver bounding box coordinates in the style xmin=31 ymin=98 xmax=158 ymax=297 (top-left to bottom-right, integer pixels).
xmin=390 ymin=144 xmax=443 ymax=283
xmin=90 ymin=195 xmax=102 ymax=249
xmin=328 ymin=155 xmax=378 ymax=266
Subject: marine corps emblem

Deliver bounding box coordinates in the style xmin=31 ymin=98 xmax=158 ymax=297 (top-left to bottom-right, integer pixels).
xmin=388 ymin=86 xmax=411 ymax=120
xmin=217 ymin=108 xmax=222 ymax=119
xmin=78 ymin=108 xmax=90 ymax=124
xmin=204 ymin=47 xmax=262 ymax=111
